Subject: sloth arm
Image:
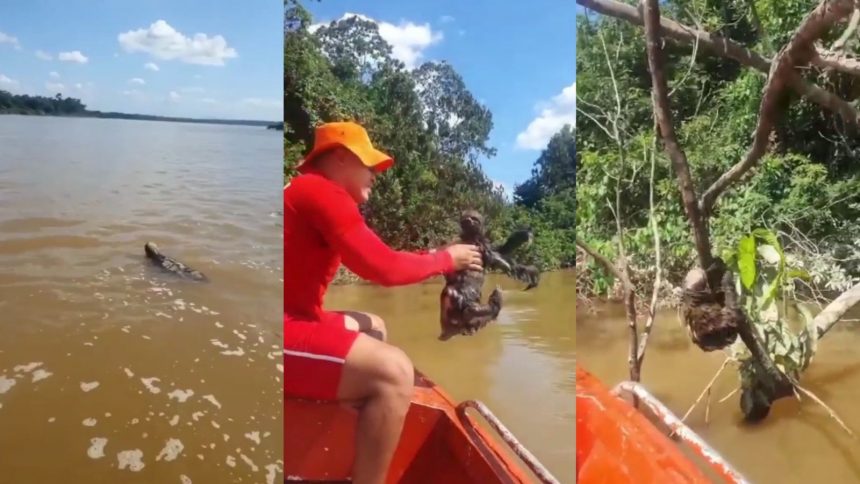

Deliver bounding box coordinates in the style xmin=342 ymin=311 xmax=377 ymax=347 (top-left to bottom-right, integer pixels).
xmin=485 ymin=248 xmax=515 ymax=275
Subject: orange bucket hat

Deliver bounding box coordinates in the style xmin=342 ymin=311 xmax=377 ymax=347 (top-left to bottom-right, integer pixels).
xmin=296 ymin=121 xmax=394 ymax=174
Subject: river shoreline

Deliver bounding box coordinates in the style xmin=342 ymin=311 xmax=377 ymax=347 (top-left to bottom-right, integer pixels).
xmin=0 ymin=110 xmax=276 ymax=128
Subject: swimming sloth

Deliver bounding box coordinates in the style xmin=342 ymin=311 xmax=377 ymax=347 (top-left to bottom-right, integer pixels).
xmin=144 ymin=242 xmax=208 ymax=282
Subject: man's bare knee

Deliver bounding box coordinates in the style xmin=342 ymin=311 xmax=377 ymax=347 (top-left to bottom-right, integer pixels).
xmin=374 ymin=346 xmax=414 ymax=397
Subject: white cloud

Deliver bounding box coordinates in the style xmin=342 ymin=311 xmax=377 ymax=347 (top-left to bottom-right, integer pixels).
xmin=45 ymin=82 xmax=65 ymax=92
xmin=440 ymin=15 xmax=455 ymax=24
xmin=58 ymin=50 xmax=88 ymax=64
xmin=516 ymin=82 xmax=576 ymax=150
xmin=0 ymin=74 xmax=19 ymax=87
xmin=313 ymin=13 xmax=442 ymax=69
xmin=144 ymin=62 xmax=160 ymax=71
xmin=169 ymin=91 xmax=181 ymax=101
xmin=118 ymin=20 xmax=238 ymax=66
xmin=49 ymin=71 xmax=60 ymax=79
xmin=0 ymin=31 xmax=20 ymax=50
xmin=74 ymin=83 xmax=83 ymax=90
xmin=128 ymin=78 xmax=145 ymax=85
xmin=35 ymin=50 xmax=52 ymax=61
xmin=122 ymin=89 xmax=142 ymax=96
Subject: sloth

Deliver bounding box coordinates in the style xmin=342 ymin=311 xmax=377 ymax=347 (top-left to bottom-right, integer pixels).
xmin=511 ymin=263 xmax=540 ymax=291
xmin=494 ymin=226 xmax=540 ymax=291
xmin=681 ymin=257 xmax=741 ymax=352
xmin=438 ymin=211 xmax=534 ymax=341
xmin=144 ymin=242 xmax=209 ymax=282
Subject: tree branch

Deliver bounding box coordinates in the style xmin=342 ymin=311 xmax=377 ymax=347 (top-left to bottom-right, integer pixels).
xmin=641 ymin=0 xmax=712 ymax=270
xmin=815 ymin=282 xmax=860 ymax=338
xmin=699 ymin=0 xmax=856 ymax=215
xmin=577 ymin=237 xmax=641 ymax=383
xmin=641 ymin=0 xmax=800 ymax=394
xmin=576 ymin=239 xmax=626 ymax=284
xmin=831 ymin=8 xmax=860 ymax=51
xmin=812 ymin=47 xmax=860 ymax=76
xmin=577 ymin=0 xmax=860 ymax=126
xmin=636 ymin=127 xmax=662 ymax=367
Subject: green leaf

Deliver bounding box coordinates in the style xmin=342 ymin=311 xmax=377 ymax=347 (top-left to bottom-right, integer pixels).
xmin=752 ymin=228 xmax=783 ymax=258
xmin=738 ymin=235 xmax=757 ymax=290
xmin=787 ymin=268 xmax=811 ymax=281
xmin=752 ymin=229 xmax=785 ymax=306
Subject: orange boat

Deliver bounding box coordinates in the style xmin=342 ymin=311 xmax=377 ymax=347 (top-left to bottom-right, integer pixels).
xmin=576 ymin=363 xmax=749 ymax=483
xmin=284 ymin=371 xmax=560 ymax=483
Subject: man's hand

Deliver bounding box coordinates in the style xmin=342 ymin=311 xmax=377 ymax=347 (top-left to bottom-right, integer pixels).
xmin=445 ymin=244 xmax=483 ymax=272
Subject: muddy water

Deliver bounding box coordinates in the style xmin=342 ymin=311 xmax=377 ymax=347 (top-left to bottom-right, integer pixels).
xmin=324 ymin=269 xmax=576 ymax=483
xmin=578 ymin=302 xmax=860 ymax=484
xmin=0 ymin=116 xmax=283 ymax=483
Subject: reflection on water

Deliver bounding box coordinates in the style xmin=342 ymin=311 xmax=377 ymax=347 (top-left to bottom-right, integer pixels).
xmin=0 ymin=116 xmax=283 ymax=483
xmin=578 ymin=302 xmax=860 ymax=484
xmin=325 ymin=270 xmax=576 ymax=483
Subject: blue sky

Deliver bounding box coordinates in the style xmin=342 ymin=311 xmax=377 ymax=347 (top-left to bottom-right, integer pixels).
xmin=306 ymin=0 xmax=576 ymax=193
xmin=0 ymin=0 xmax=282 ymax=121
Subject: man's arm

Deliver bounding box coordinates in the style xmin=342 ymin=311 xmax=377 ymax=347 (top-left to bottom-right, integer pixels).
xmin=334 ymin=225 xmax=454 ymax=286
xmin=295 ymin=179 xmax=454 ymax=286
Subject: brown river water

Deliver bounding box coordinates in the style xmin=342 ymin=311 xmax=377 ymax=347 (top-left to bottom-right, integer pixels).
xmin=0 ymin=116 xmax=283 ymax=483
xmin=578 ymin=301 xmax=860 ymax=484
xmin=324 ymin=269 xmax=576 ymax=483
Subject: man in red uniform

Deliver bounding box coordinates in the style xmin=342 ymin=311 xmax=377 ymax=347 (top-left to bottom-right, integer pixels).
xmin=284 ymin=121 xmax=482 ymax=484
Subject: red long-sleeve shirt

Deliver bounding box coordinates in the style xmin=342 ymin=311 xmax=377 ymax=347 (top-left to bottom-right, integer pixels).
xmin=283 ymin=172 xmax=453 ymax=321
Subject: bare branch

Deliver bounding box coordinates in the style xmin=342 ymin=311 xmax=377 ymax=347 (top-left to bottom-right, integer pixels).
xmin=831 ymin=8 xmax=860 ymax=51
xmin=637 ymin=126 xmax=662 ymax=366
xmin=815 ymin=282 xmax=860 ymax=337
xmin=812 ymin=47 xmax=860 ymax=76
xmin=680 ymin=357 xmax=731 ymax=424
xmin=641 ymin=0 xmax=712 ymax=270
xmin=576 ymin=239 xmax=626 ymax=284
xmin=794 ymin=383 xmax=855 ymax=436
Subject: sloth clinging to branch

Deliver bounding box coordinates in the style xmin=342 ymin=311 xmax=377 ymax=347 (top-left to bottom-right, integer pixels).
xmin=682 ymin=257 xmax=742 ymax=352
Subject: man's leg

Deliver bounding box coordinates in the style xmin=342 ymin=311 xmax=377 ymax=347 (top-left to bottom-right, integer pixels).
xmin=337 ymin=333 xmax=414 ymax=484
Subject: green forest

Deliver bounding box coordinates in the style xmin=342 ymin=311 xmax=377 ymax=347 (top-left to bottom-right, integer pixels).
xmin=0 ymin=91 xmax=87 ymax=115
xmin=284 ymin=0 xmax=576 ymax=272
xmin=0 ymin=90 xmax=273 ymax=126
xmin=577 ymin=0 xmax=860 ymax=300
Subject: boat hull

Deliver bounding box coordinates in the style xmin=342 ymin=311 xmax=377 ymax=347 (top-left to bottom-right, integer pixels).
xmin=576 ymin=364 xmax=713 ymax=483
xmin=284 ymin=371 xmax=536 ymax=483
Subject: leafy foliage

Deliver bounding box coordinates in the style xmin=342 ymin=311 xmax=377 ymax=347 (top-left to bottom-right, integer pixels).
xmin=0 ymin=91 xmax=86 ymax=115
xmin=577 ymin=2 xmax=860 ymax=296
xmin=284 ymin=2 xmax=575 ymax=268
xmin=722 ymin=229 xmax=817 ymax=391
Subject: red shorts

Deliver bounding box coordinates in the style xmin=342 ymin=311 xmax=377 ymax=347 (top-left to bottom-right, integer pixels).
xmin=283 ymin=311 xmax=359 ymax=400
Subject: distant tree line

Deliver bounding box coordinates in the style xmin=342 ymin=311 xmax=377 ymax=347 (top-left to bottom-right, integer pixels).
xmin=0 ymin=89 xmax=276 ymax=127
xmin=0 ymin=91 xmax=86 ymax=115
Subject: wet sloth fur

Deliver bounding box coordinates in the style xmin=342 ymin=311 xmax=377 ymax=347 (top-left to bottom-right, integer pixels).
xmin=682 ymin=257 xmax=742 ymax=352
xmin=438 ymin=211 xmax=534 ymax=341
